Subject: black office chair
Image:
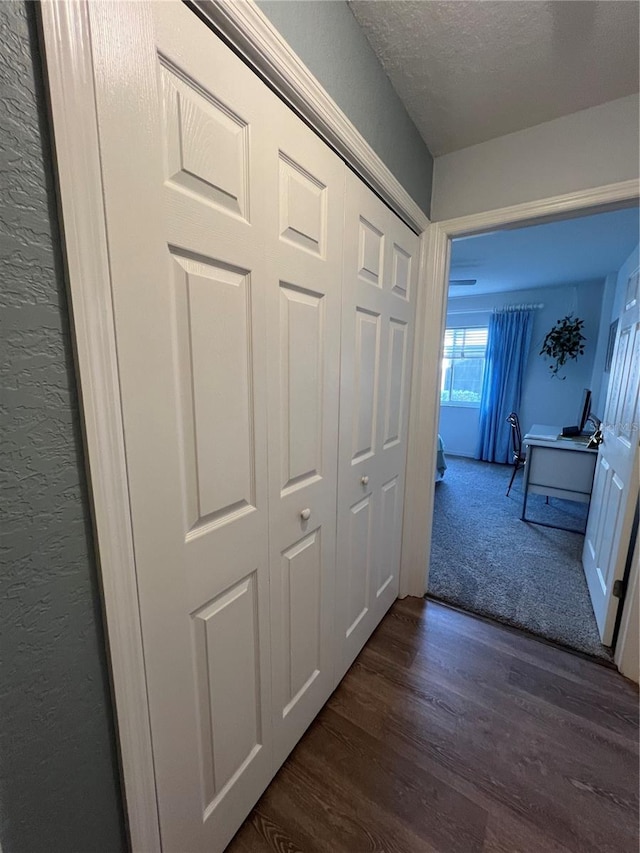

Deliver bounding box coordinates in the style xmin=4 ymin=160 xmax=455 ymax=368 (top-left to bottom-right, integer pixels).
xmin=506 ymin=412 xmax=526 ymax=496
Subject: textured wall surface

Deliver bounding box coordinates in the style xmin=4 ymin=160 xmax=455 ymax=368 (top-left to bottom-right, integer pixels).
xmin=0 ymin=4 xmax=126 ymax=851
xmin=257 ymin=0 xmax=433 ymax=216
xmin=349 ymin=1 xmax=640 ymax=156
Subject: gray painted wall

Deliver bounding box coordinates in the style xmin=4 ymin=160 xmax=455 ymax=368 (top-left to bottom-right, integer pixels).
xmin=257 ymin=0 xmax=433 ymax=216
xmin=0 ymin=4 xmax=126 ymax=851
xmin=432 ymin=95 xmax=640 ymax=221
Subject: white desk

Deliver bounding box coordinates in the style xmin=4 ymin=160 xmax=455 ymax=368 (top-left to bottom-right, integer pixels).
xmin=521 ymin=424 xmax=598 ymax=533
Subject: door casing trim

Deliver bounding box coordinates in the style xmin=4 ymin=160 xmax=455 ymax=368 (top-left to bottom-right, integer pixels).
xmin=38 ymin=2 xmax=162 ymax=850
xmin=402 ymin=181 xmax=639 ymax=606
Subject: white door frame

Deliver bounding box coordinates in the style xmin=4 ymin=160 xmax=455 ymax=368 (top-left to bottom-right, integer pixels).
xmin=402 ymin=181 xmax=640 ymax=605
xmin=38 ymin=2 xmax=428 ymax=850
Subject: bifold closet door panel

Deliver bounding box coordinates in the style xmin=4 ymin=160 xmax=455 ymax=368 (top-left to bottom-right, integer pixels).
xmin=89 ymin=2 xmax=279 ymax=849
xmin=263 ymin=95 xmax=344 ymax=768
xmin=371 ymin=208 xmax=418 ymax=627
xmin=335 ymin=171 xmax=419 ymax=680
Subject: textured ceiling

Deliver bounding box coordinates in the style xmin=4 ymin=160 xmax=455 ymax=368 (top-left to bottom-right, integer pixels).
xmin=449 ymin=206 xmax=640 ymax=297
xmin=348 ymin=1 xmax=640 ymax=156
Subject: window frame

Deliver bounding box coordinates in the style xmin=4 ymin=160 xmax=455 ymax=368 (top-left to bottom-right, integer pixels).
xmin=440 ymin=325 xmax=488 ymax=408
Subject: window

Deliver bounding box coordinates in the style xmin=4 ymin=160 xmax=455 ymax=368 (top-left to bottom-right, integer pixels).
xmin=441 ymin=326 xmax=488 ymax=406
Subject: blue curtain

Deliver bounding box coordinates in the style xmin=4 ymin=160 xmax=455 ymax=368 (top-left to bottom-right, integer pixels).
xmin=476 ymin=309 xmax=534 ymax=463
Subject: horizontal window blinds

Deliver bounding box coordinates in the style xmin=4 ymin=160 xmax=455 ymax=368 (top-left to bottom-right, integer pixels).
xmin=443 ymin=327 xmax=488 ymax=359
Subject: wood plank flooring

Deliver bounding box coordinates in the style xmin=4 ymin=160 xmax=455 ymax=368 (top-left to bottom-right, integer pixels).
xmin=227 ymin=598 xmax=639 ymax=853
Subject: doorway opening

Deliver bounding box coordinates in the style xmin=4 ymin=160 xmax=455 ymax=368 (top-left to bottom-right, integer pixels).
xmin=426 ymin=204 xmax=640 ymax=662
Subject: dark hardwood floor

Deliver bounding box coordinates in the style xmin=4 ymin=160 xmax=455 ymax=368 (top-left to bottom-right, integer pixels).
xmin=228 ymin=598 xmax=639 ymax=853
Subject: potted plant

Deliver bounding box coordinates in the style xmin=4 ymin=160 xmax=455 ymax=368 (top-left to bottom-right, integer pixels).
xmin=539 ymin=314 xmax=586 ymax=379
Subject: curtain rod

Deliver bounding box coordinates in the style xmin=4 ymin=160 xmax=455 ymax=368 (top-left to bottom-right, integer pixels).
xmin=448 ymin=303 xmax=544 ymax=315
xmin=494 ymin=303 xmax=544 ymax=312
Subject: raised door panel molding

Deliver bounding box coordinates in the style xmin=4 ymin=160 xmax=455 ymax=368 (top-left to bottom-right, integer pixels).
xmin=593 ymin=467 xmax=624 ymax=594
xmin=585 ymin=456 xmax=610 ymax=564
xmin=171 ymin=250 xmax=257 ymax=535
xmin=352 ymin=309 xmax=381 ymax=464
xmin=377 ymin=477 xmax=399 ymax=599
xmin=391 ymin=243 xmax=411 ymax=300
xmin=192 ymin=573 xmax=263 ymax=816
xmin=383 ymin=319 xmax=408 ymax=450
xmin=346 ymin=495 xmax=373 ymax=637
xmin=607 ymin=326 xmax=630 ymax=428
xmin=279 ymin=154 xmax=327 ymax=256
xmin=279 ymin=283 xmax=325 ymax=494
xmin=618 ymin=322 xmax=639 ymax=444
xmin=161 ymin=59 xmax=249 ymax=221
xmin=358 ymin=217 xmax=384 ymax=287
xmin=280 ymin=531 xmax=322 ymax=717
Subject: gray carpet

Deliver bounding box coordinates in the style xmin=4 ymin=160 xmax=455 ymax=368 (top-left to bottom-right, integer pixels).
xmin=428 ymin=455 xmax=612 ymax=661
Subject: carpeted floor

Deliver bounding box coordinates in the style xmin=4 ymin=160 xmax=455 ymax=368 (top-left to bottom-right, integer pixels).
xmin=428 ymin=455 xmax=612 ymax=661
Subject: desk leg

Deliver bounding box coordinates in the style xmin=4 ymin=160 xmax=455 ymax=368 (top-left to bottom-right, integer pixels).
xmin=520 ymin=444 xmax=590 ymax=534
xmin=521 ymin=448 xmax=532 ymax=521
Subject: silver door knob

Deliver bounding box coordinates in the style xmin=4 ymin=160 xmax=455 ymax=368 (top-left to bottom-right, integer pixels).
xmin=300 ymin=508 xmax=311 ymax=521
xmin=360 ymin=475 xmax=369 ymax=486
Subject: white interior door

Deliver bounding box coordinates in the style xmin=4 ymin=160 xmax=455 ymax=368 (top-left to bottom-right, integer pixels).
xmin=336 ymin=171 xmax=419 ymax=679
xmin=88 ymin=3 xmax=287 ymax=849
xmin=583 ymin=267 xmax=640 ymax=645
xmin=263 ymin=97 xmax=344 ymax=767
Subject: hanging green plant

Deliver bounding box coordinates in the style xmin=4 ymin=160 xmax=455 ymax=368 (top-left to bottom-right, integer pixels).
xmin=539 ymin=314 xmax=586 ymax=379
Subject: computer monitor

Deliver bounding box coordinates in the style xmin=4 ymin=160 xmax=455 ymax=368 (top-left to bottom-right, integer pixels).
xmin=578 ymin=388 xmax=592 ymax=433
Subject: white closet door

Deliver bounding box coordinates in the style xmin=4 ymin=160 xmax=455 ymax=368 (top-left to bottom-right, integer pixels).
xmin=89 ymin=3 xmax=277 ymax=850
xmin=336 ymin=171 xmax=419 ymax=679
xmin=263 ymin=91 xmax=344 ymax=765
